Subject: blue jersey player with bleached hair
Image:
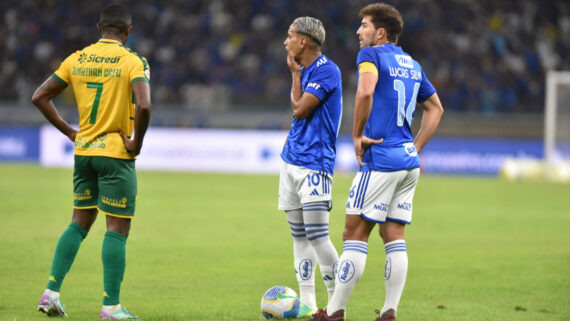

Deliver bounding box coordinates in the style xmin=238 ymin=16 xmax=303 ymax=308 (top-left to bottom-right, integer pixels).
xmin=308 ymin=3 xmax=444 ymax=321
xmin=280 ymin=16 xmax=343 ymax=319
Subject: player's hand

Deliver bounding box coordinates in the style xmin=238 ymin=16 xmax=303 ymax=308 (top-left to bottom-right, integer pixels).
xmin=119 ymin=131 xmax=138 ymax=156
xmin=286 ymin=51 xmax=300 ymax=73
xmin=67 ymin=130 xmax=77 ymax=143
xmin=354 ymin=135 xmax=383 ymax=167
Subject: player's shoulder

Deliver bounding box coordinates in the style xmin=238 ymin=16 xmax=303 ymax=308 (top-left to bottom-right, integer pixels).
xmin=397 ymin=48 xmax=423 ymax=71
xmin=65 ymin=43 xmax=97 ymax=61
xmin=117 ymin=45 xmax=150 ymax=69
xmin=357 ymin=46 xmax=378 ymax=63
xmin=358 ymin=45 xmax=377 ymax=54
xmin=315 ymin=55 xmax=340 ymax=74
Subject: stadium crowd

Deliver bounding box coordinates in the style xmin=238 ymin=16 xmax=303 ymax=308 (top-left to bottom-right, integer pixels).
xmin=0 ymin=0 xmax=568 ymax=114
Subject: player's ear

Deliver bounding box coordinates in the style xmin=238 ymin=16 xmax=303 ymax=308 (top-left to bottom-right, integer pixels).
xmin=302 ymin=35 xmax=310 ymax=49
xmin=376 ymin=27 xmax=385 ymax=42
xmin=97 ymin=23 xmax=102 ymax=34
xmin=123 ymin=25 xmax=133 ymax=41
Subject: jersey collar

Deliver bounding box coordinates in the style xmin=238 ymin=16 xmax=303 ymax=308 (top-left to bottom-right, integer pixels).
xmin=97 ymin=39 xmax=122 ymax=45
xmin=302 ymin=54 xmax=325 ymax=72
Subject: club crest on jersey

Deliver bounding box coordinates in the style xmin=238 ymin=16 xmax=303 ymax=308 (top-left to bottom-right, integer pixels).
xmin=395 ymin=54 xmax=413 ymax=68
xmin=403 ymin=142 xmax=417 ymax=157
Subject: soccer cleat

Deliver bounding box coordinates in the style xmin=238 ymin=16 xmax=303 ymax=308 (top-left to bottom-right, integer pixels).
xmin=297 ymin=302 xmax=318 ymax=319
xmin=99 ymin=307 xmax=141 ymax=320
xmin=37 ymin=294 xmax=68 ymax=317
xmin=306 ymin=309 xmax=344 ymax=321
xmin=374 ymin=309 xmax=395 ymax=321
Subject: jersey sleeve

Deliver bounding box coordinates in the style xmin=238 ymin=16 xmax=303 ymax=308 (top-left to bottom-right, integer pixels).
xmin=51 ymin=53 xmax=75 ymax=86
xmin=358 ymin=62 xmax=378 ymax=76
xmin=129 ymin=54 xmax=150 ymax=84
xmin=356 ymin=46 xmax=377 ymax=67
xmin=303 ymin=63 xmax=340 ymax=101
xmin=417 ymin=70 xmax=436 ymax=102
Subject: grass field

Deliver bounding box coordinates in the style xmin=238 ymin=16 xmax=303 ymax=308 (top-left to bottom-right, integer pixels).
xmin=0 ymin=164 xmax=569 ymax=321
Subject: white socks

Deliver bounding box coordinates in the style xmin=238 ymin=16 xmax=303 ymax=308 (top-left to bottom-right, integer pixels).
xmin=319 ymin=265 xmax=336 ymax=303
xmin=326 ymin=240 xmax=368 ymax=314
xmin=286 ymin=202 xmax=340 ymax=309
xmin=326 ymin=239 xmax=408 ymax=316
xmin=381 ymin=240 xmax=408 ymax=316
xmin=302 ymin=202 xmax=339 ymax=303
xmin=287 ymin=210 xmax=318 ymax=309
xmin=43 ymin=288 xmax=60 ymax=299
xmin=102 ymin=304 xmax=121 ymax=312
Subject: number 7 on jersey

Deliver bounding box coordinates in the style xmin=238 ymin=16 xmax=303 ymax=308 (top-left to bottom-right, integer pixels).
xmin=86 ymin=82 xmax=103 ymax=124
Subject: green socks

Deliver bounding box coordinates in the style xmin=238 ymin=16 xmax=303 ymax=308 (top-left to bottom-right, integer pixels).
xmin=46 ymin=222 xmax=88 ymax=292
xmin=102 ymin=231 xmax=127 ymax=305
xmin=46 ymin=223 xmax=128 ymax=306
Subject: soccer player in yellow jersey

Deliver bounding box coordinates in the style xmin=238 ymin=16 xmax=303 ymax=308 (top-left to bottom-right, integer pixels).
xmin=32 ymin=4 xmax=150 ymax=320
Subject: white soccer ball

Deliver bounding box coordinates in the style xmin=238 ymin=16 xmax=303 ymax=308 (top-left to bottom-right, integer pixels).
xmin=260 ymin=286 xmax=300 ymax=319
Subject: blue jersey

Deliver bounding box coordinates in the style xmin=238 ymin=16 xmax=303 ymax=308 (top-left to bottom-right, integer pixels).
xmin=281 ymin=55 xmax=343 ymax=176
xmin=356 ymin=44 xmax=436 ymax=172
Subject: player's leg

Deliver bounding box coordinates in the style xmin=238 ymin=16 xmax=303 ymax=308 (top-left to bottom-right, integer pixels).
xmin=323 ymin=214 xmax=375 ymax=318
xmin=377 ymin=168 xmax=420 ymax=320
xmin=95 ymin=156 xmax=140 ymax=320
xmin=286 ymin=209 xmax=318 ymax=314
xmin=279 ymin=161 xmax=318 ymax=315
xmin=300 ymin=172 xmax=339 ymax=304
xmin=322 ymin=170 xmax=400 ymax=319
xmin=39 ymin=156 xmax=98 ymax=317
xmin=302 ymin=201 xmax=339 ymax=304
xmin=44 ymin=209 xmax=97 ymax=293
xmin=101 ymin=215 xmax=133 ymax=319
xmin=320 ymin=171 xmax=384 ymax=319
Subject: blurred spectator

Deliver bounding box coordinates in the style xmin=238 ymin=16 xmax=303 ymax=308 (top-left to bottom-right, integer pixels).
xmin=0 ymin=0 xmax=568 ymax=113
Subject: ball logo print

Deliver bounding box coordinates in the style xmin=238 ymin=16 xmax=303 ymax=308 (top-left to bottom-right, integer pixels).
xmin=299 ymin=259 xmax=312 ymax=280
xmin=260 ymin=286 xmax=300 ymax=319
xmin=338 ymin=259 xmax=355 ymax=284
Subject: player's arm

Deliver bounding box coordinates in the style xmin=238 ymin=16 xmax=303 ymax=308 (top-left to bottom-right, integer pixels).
xmin=353 ymin=64 xmax=383 ymax=167
xmin=287 ymin=51 xmax=320 ymax=120
xmin=31 ymin=76 xmax=77 ymax=142
xmin=414 ymin=93 xmax=444 ymax=153
xmin=121 ymin=81 xmax=151 ymax=156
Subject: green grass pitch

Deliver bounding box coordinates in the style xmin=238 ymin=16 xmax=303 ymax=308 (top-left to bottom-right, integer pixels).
xmin=0 ymin=164 xmax=569 ymax=321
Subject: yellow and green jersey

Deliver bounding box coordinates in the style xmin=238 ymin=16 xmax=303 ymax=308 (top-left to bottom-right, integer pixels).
xmin=52 ymin=39 xmax=149 ymax=160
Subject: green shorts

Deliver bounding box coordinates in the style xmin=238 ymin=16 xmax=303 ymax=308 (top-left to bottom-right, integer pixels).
xmin=73 ymin=155 xmax=137 ymax=218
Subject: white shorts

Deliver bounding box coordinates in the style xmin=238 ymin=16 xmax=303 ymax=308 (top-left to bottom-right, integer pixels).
xmin=278 ymin=160 xmax=333 ymax=211
xmin=345 ymin=168 xmax=420 ymax=224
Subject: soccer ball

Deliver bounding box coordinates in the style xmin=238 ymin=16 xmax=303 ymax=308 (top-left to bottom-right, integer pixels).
xmin=260 ymin=286 xmax=300 ymax=319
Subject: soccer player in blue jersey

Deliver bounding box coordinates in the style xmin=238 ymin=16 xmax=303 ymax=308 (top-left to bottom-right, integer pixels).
xmin=280 ymin=16 xmax=343 ymax=318
xmin=308 ymin=4 xmax=444 ymax=321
